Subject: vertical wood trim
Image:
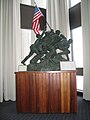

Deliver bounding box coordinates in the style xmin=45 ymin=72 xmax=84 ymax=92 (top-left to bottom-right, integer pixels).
xmin=49 ymin=73 xmax=53 ymax=112
xmin=67 ymin=72 xmax=70 ymax=112
xmin=16 ymin=74 xmax=21 ymax=112
xmin=35 ymin=73 xmax=39 ymax=112
xmin=57 ymin=73 xmax=61 ymax=112
xmin=70 ymin=72 xmax=77 ymax=112
xmin=32 ymin=72 xmax=36 ymax=112
xmin=61 ymin=73 xmax=64 ymax=112
xmin=38 ymin=73 xmax=43 ymax=112
xmin=42 ymin=73 xmax=46 ymax=112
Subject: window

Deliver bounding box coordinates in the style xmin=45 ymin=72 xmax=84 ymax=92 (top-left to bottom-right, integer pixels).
xmin=20 ymin=0 xmax=47 ymax=64
xmin=20 ymin=0 xmax=31 ymax=64
xmin=72 ymin=26 xmax=83 ymax=92
xmin=72 ymin=27 xmax=83 ymax=67
xmin=71 ymin=0 xmax=81 ymax=7
xmin=20 ymin=0 xmax=31 ymax=5
xmin=35 ymin=0 xmax=47 ymax=8
xmin=69 ymin=0 xmax=83 ymax=92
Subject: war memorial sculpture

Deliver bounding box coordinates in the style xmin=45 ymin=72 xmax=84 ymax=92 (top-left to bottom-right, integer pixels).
xmin=16 ymin=5 xmax=77 ymax=113
xmin=21 ymin=28 xmax=72 ymax=71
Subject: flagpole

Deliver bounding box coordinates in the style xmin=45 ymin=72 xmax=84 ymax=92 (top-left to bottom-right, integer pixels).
xmin=34 ymin=2 xmax=52 ymax=31
xmin=43 ymin=16 xmax=52 ymax=31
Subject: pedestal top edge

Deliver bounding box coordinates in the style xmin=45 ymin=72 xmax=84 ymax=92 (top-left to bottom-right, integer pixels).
xmin=15 ymin=70 xmax=76 ymax=74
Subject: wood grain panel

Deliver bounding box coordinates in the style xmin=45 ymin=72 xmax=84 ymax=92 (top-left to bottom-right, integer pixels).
xmin=31 ymin=72 xmax=36 ymax=112
xmin=42 ymin=73 xmax=49 ymax=112
xmin=38 ymin=73 xmax=43 ymax=112
xmin=61 ymin=72 xmax=64 ymax=112
xmin=15 ymin=71 xmax=77 ymax=113
xmin=67 ymin=72 xmax=70 ymax=112
xmin=56 ymin=73 xmax=61 ymax=112
xmin=70 ymin=72 xmax=77 ymax=112
xmin=49 ymin=73 xmax=53 ymax=112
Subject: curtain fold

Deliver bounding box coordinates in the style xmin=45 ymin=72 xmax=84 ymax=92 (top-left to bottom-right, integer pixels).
xmin=46 ymin=0 xmax=70 ymax=38
xmin=81 ymin=0 xmax=90 ymax=100
xmin=0 ymin=0 xmax=22 ymax=102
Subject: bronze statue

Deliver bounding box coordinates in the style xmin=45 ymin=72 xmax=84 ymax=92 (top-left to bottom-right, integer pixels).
xmin=21 ymin=29 xmax=72 ymax=71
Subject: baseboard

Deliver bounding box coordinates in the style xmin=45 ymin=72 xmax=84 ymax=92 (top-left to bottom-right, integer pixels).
xmin=77 ymin=91 xmax=83 ymax=97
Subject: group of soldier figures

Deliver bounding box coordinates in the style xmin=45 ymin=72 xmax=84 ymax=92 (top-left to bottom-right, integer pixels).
xmin=21 ymin=28 xmax=72 ymax=71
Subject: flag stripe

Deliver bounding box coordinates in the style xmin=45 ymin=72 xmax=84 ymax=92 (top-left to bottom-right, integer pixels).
xmin=33 ymin=13 xmax=42 ymax=22
xmin=33 ymin=20 xmax=40 ymax=34
xmin=32 ymin=5 xmax=43 ymax=35
xmin=33 ymin=11 xmax=43 ymax=19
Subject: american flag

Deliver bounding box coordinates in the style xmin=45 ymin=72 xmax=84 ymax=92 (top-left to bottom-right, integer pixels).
xmin=32 ymin=5 xmax=43 ymax=35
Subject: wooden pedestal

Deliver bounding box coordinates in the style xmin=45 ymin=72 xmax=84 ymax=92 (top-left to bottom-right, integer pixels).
xmin=15 ymin=71 xmax=77 ymax=113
